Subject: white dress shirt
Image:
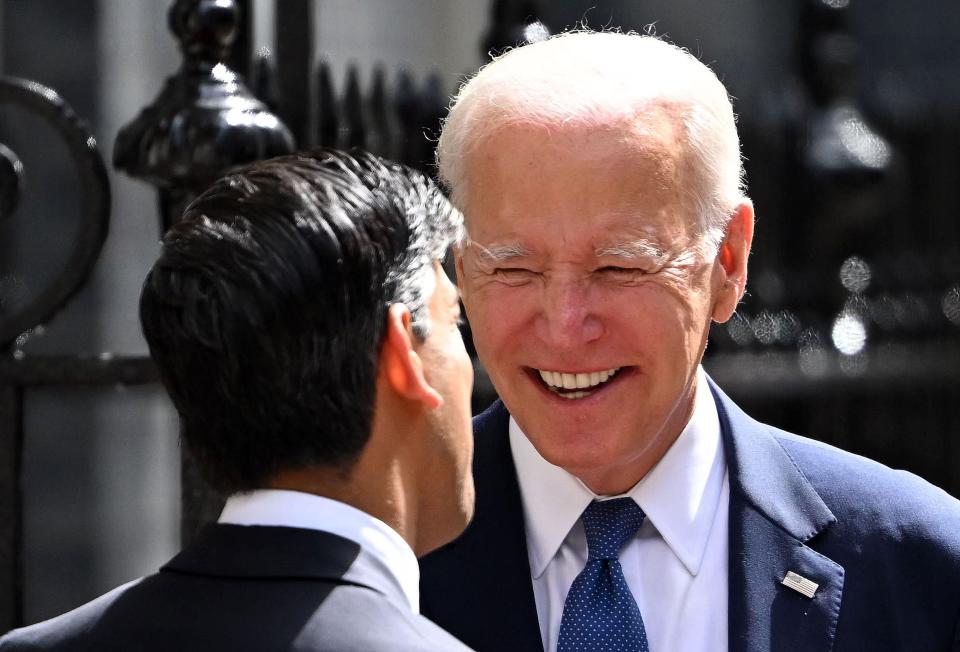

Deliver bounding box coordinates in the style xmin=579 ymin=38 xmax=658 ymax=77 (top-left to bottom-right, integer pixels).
xmin=218 ymin=489 xmax=421 ymax=614
xmin=510 ymin=367 xmax=729 ymax=652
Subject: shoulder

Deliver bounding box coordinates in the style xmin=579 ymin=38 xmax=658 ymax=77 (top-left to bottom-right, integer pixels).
xmin=294 ymin=584 xmax=471 ymax=651
xmin=710 ymin=375 xmax=960 ymax=555
xmin=770 ymin=426 xmax=960 ymax=555
xmin=771 ymin=426 xmax=960 ymax=518
xmin=0 ymin=579 xmax=470 ymax=652
xmin=0 ymin=579 xmax=142 ymax=651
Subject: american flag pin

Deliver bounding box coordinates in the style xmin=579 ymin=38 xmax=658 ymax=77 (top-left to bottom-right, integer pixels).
xmin=782 ymin=571 xmax=819 ymax=599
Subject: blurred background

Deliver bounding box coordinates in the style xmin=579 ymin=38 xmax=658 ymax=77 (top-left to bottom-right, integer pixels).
xmin=1 ymin=0 xmax=958 ymax=632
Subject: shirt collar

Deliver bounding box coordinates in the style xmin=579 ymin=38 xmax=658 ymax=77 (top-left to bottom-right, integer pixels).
xmin=510 ymin=366 xmax=726 ymax=578
xmin=218 ymin=489 xmax=420 ymax=613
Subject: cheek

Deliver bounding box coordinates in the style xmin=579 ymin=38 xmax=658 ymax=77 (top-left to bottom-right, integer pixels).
xmin=454 ymin=341 xmax=474 ymax=387
xmin=464 ymin=286 xmax=537 ymax=349
xmin=446 ymin=330 xmax=474 ymax=375
xmin=599 ymin=285 xmax=704 ymax=345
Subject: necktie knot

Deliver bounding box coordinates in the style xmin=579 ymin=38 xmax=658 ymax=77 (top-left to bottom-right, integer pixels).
xmin=558 ymin=497 xmax=650 ymax=651
xmin=582 ymin=497 xmax=645 ymax=560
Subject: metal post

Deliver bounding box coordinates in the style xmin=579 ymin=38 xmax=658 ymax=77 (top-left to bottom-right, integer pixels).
xmin=275 ymin=0 xmax=313 ymax=147
xmin=0 ymin=381 xmax=23 ymax=633
xmin=114 ymin=0 xmax=294 ymax=544
xmin=229 ymin=0 xmax=253 ymax=80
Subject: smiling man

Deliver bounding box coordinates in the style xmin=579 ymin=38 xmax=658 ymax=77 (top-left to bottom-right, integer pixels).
xmin=419 ymin=31 xmax=960 ymax=652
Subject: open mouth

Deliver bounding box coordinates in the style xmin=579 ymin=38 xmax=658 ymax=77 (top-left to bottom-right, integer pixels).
xmin=533 ymin=367 xmax=625 ymax=400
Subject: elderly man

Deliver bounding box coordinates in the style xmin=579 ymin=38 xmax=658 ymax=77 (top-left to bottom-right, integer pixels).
xmin=420 ymin=31 xmax=960 ymax=652
xmin=1 ymin=150 xmax=474 ymax=651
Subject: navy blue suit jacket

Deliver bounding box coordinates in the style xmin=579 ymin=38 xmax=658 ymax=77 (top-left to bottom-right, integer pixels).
xmin=421 ymin=378 xmax=960 ymax=651
xmin=2 ymin=524 xmax=471 ymax=651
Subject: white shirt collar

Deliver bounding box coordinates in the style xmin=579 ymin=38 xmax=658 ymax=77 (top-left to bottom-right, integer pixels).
xmin=218 ymin=489 xmax=420 ymax=614
xmin=510 ymin=366 xmax=726 ymax=578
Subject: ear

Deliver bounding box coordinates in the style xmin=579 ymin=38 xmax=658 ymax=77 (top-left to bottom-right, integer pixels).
xmin=380 ymin=304 xmax=443 ymax=409
xmin=711 ymin=201 xmax=755 ymax=323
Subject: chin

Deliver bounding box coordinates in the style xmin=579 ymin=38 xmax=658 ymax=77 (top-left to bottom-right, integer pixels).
xmin=456 ymin=478 xmax=476 ymax=532
xmin=528 ymin=423 xmax=623 ymax=465
xmin=552 ymin=451 xmax=622 ymax=478
xmin=529 ymin=427 xmax=653 ymax=490
xmin=418 ymin=479 xmax=475 ymax=556
xmin=418 ymin=513 xmax=471 ymax=557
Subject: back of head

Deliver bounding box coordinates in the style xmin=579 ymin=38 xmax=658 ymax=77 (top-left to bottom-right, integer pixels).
xmin=140 ymin=149 xmax=463 ymax=493
xmin=438 ymin=30 xmax=745 ymax=252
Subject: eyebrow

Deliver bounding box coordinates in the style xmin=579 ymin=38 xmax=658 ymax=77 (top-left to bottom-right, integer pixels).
xmin=468 ymin=240 xmax=533 ymax=264
xmin=594 ymin=240 xmax=667 ymax=262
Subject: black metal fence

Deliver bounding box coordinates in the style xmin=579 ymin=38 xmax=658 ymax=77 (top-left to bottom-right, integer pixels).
xmin=2 ymin=0 xmax=959 ymax=634
xmin=703 ymin=0 xmax=960 ymax=497
xmin=0 ymin=0 xmax=490 ymax=630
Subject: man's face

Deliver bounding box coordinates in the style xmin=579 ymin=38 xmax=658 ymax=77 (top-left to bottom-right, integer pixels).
xmin=417 ymin=261 xmax=475 ymax=544
xmin=457 ymin=118 xmax=731 ymax=493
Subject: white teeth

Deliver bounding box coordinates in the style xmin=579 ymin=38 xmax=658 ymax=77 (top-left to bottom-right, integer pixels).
xmin=536 ymin=367 xmax=621 ymax=392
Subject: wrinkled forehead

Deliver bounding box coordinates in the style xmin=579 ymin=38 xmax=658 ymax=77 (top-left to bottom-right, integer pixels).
xmin=459 ymin=109 xmax=698 ymax=237
xmin=464 ymin=99 xmax=690 ymax=167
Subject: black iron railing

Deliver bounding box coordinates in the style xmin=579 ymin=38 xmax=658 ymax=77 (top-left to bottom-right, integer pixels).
xmin=1 ymin=0 xmax=959 ymax=634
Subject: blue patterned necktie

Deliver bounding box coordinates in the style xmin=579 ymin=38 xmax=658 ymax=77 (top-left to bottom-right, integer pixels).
xmin=556 ymin=498 xmax=649 ymax=652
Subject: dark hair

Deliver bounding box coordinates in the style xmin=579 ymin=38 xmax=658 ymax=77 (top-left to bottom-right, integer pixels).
xmin=140 ymin=149 xmax=463 ymax=493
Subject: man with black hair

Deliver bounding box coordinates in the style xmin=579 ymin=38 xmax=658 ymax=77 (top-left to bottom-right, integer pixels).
xmin=1 ymin=150 xmax=475 ymax=651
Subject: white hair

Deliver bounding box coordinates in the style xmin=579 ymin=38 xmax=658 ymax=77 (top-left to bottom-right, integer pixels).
xmin=437 ymin=30 xmax=747 ymax=257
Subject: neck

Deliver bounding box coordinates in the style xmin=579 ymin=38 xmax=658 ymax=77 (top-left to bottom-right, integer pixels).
xmin=578 ymin=469 xmax=654 ymax=497
xmin=265 ymin=462 xmax=408 ymax=536
xmin=574 ymin=435 xmax=677 ymax=495
xmin=267 ymin=406 xmax=436 ymax=556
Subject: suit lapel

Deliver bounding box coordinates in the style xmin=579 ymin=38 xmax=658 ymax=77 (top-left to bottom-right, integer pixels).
xmin=427 ymin=382 xmax=846 ymax=651
xmin=710 ymin=379 xmax=844 ymax=652
xmin=420 ymin=400 xmax=544 ymax=651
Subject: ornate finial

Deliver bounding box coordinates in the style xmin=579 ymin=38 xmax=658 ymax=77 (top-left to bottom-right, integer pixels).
xmin=394 ymin=69 xmax=419 ymax=168
xmin=417 ymin=72 xmax=446 ymax=174
xmin=168 ymin=0 xmax=239 ymax=64
xmin=799 ymin=0 xmax=893 ymax=184
xmin=314 ymin=60 xmax=338 ymax=147
xmin=342 ymin=64 xmax=366 ymax=149
xmin=802 ymin=0 xmax=857 ymax=105
xmin=367 ymin=65 xmax=394 ymax=159
xmin=250 ymin=47 xmax=280 ymax=113
xmin=114 ymin=0 xmax=294 ymax=231
xmin=793 ymin=0 xmax=897 ymax=328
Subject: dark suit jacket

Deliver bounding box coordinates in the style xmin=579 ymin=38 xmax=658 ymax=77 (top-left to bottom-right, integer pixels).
xmin=421 ymin=378 xmax=960 ymax=651
xmin=1 ymin=524 xmax=470 ymax=651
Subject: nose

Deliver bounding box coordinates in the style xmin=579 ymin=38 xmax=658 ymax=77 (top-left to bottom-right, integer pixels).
xmin=534 ymin=275 xmax=604 ymax=349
